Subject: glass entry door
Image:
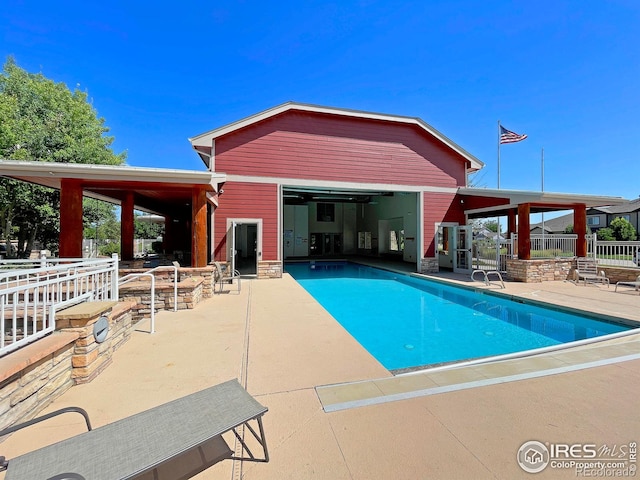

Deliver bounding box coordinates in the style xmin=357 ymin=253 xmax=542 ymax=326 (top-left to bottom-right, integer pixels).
xmin=453 ymin=226 xmax=472 ymax=274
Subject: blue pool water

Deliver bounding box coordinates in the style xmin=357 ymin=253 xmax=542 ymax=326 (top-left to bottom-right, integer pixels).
xmin=285 ymin=261 xmax=632 ymax=370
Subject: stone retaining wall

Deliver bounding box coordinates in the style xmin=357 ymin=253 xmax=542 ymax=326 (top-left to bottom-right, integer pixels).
xmin=0 ymin=300 xmax=137 ymax=431
xmin=258 ymin=260 xmax=282 ymax=279
xmin=119 ymin=265 xmax=215 ymax=298
xmin=506 ymin=258 xmax=640 ymax=284
xmin=420 ymin=257 xmax=439 ymax=274
xmin=118 ymin=277 xmax=204 ymax=321
xmin=591 ymin=265 xmax=640 ymax=285
xmin=506 ymin=259 xmax=574 ymax=282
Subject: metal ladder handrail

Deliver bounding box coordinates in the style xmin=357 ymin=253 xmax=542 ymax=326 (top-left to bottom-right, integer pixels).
xmin=471 ymin=269 xmax=505 ymax=289
xmin=119 ymin=273 xmax=156 ymax=334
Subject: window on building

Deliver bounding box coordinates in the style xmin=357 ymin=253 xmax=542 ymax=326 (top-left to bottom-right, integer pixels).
xmin=358 ymin=232 xmax=372 ymax=249
xmin=587 ymin=217 xmax=600 ymax=226
xmin=437 ymin=226 xmax=449 ymax=253
xmin=389 ymin=229 xmax=405 ymax=252
xmin=316 ymin=203 xmax=335 ymax=222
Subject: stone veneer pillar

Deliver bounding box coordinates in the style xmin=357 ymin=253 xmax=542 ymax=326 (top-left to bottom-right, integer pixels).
xmin=55 ymin=301 xmax=132 ymax=384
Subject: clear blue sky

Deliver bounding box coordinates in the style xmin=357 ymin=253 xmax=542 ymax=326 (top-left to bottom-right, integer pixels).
xmin=2 ymin=1 xmax=639 ymax=203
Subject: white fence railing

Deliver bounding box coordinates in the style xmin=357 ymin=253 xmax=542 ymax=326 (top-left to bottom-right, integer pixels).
xmin=510 ymin=234 xmax=597 ymax=259
xmin=529 ymin=234 xmax=578 ymax=257
xmin=473 ymin=238 xmax=513 ymax=272
xmin=476 ymin=234 xmax=639 ymax=268
xmin=81 ymin=239 xmax=158 ymax=258
xmin=593 ymin=240 xmax=640 ymax=267
xmin=0 ymin=254 xmax=119 ymax=357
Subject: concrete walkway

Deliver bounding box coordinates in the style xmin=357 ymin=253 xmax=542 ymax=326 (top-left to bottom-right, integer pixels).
xmin=1 ymin=273 xmax=639 ymax=479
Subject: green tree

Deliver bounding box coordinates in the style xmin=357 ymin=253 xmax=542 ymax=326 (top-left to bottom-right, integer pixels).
xmin=0 ymin=57 xmax=126 ymax=256
xmin=609 ymin=217 xmax=637 ymax=241
xmin=83 ymin=199 xmax=119 ymax=242
xmin=134 ymin=214 xmax=164 ymax=239
xmin=564 ymin=224 xmax=574 ymax=234
xmin=483 ymin=220 xmax=499 ymax=233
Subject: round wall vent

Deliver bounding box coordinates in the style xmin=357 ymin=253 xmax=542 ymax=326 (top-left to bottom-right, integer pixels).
xmin=93 ymin=315 xmax=109 ymax=343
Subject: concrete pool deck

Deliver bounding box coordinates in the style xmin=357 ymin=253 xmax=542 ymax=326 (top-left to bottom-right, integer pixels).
xmin=1 ymin=271 xmax=639 ymax=479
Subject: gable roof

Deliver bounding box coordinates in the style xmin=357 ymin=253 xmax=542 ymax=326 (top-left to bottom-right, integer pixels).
xmin=189 ymin=101 xmax=484 ymax=171
xmin=530 ymin=212 xmax=574 ymax=233
xmin=589 ymin=197 xmax=640 ymax=215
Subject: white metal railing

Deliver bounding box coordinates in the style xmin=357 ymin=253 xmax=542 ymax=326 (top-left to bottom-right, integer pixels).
xmin=0 ymin=254 xmax=119 ymax=357
xmin=117 ymin=263 xmax=179 ymax=334
xmin=511 ymin=234 xmax=596 ymax=259
xmin=593 ymin=239 xmax=640 ymax=267
xmin=472 ymin=238 xmax=513 ymax=272
xmin=529 ymin=234 xmax=577 ymax=258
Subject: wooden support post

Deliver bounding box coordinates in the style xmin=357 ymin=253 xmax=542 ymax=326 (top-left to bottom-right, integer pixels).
xmin=59 ymin=179 xmax=84 ymax=258
xmin=164 ymin=216 xmax=172 ymax=254
xmin=517 ymin=203 xmax=531 ymax=260
xmin=574 ymin=204 xmax=587 ymax=257
xmin=121 ymin=192 xmax=134 ymax=261
xmin=508 ymin=210 xmax=517 ymax=238
xmin=192 ymin=186 xmax=208 ymax=267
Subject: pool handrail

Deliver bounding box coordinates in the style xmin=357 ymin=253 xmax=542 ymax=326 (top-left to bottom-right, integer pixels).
xmin=117 ymin=263 xmax=179 ymax=334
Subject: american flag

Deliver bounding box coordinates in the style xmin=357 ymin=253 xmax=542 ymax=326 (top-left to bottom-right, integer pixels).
xmin=500 ymin=125 xmax=528 ymax=144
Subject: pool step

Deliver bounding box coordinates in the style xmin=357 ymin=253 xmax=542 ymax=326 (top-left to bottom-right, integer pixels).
xmin=316 ymin=333 xmax=640 ymax=412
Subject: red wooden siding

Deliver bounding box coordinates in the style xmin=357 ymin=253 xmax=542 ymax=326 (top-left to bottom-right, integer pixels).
xmin=214 ymin=182 xmax=279 ymax=261
xmin=423 ymin=192 xmax=461 ymax=257
xmin=215 ymin=111 xmax=468 ymax=188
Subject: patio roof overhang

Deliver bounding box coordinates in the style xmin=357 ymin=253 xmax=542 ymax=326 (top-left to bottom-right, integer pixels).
xmin=0 ymin=160 xmax=226 ymax=218
xmin=458 ymin=187 xmax=627 ymax=219
xmin=0 ymin=160 xmax=227 ymax=266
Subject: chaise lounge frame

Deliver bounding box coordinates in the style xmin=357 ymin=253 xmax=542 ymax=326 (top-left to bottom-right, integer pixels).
xmin=574 ymin=257 xmax=609 ymax=287
xmin=0 ymin=379 xmax=268 ymax=480
xmin=615 ymin=275 xmax=640 ymax=295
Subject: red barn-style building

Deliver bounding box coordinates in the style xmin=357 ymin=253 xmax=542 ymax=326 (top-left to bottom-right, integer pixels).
xmin=190 ymin=102 xmax=480 ymax=277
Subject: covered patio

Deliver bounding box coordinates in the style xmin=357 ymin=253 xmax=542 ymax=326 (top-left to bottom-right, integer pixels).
xmin=0 ymin=160 xmax=226 ymax=267
xmin=459 ymin=187 xmax=627 ymax=260
xmin=457 ymin=188 xmax=627 ymax=281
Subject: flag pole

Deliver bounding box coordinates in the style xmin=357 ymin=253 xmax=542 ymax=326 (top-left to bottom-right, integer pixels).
xmin=497 ymin=120 xmax=501 ymax=189
xmin=496 ymin=120 xmax=501 ymax=269
xmin=541 ymin=147 xmax=545 ymax=252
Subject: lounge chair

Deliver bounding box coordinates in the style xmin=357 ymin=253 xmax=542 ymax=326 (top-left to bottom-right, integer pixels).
xmin=0 ymin=379 xmax=268 ymax=480
xmin=574 ymin=257 xmax=609 ymax=287
xmin=213 ymin=261 xmax=241 ymax=293
xmin=615 ymin=275 xmax=640 ymax=294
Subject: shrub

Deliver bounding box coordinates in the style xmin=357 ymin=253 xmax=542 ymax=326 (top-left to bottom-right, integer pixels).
xmin=609 ymin=217 xmax=637 ymax=241
xmin=596 ymin=228 xmax=615 ymax=241
xmin=99 ymin=242 xmax=120 ymax=256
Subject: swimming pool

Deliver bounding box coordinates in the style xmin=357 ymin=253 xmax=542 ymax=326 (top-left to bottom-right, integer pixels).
xmin=285 ymin=261 xmax=633 ymax=371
